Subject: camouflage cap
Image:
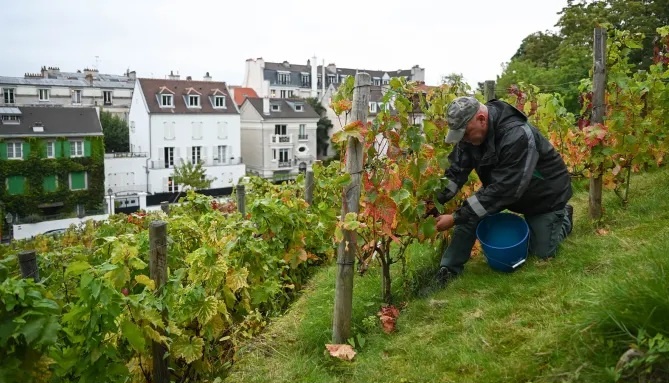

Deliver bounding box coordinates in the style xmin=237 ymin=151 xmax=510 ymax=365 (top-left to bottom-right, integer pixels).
xmin=445 ymin=96 xmax=481 ymax=144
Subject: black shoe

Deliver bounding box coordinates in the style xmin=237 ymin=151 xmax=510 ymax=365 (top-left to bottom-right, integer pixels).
xmin=566 ymin=204 xmax=574 ymax=234
xmin=435 ymin=267 xmax=455 ymax=287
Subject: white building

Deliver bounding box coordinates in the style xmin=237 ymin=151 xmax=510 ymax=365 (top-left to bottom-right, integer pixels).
xmin=116 ymin=73 xmax=245 ymax=196
xmin=0 ymin=66 xmax=135 ymax=120
xmin=240 ymin=91 xmax=319 ymax=180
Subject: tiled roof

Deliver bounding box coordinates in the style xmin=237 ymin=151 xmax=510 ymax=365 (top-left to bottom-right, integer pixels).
xmin=0 ymin=106 xmax=103 ymax=137
xmin=138 ymin=78 xmax=238 ymax=114
xmin=230 ymin=87 xmax=258 ymax=106
xmin=245 ymin=98 xmax=320 ymax=119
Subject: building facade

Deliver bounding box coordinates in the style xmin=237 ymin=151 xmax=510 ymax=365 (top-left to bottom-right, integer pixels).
xmin=0 ymin=106 xmax=105 ymax=219
xmin=0 ymin=66 xmax=135 ymax=120
xmin=240 ymin=97 xmax=319 ymax=180
xmin=123 ymin=74 xmax=246 ymax=195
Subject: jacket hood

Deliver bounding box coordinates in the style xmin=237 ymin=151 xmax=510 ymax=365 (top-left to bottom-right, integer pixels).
xmin=487 ymin=100 xmax=528 ymax=131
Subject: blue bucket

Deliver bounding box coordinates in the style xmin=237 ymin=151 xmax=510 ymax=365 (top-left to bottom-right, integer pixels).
xmin=475 ymin=213 xmax=529 ymax=273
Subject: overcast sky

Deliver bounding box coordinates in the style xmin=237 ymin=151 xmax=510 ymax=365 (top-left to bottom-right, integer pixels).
xmin=1 ymin=0 xmax=568 ymax=87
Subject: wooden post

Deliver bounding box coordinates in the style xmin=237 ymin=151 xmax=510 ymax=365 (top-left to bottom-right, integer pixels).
xmin=18 ymin=250 xmax=39 ymax=282
xmin=160 ymin=201 xmax=169 ymax=214
xmin=590 ymin=27 xmax=606 ymax=220
xmin=305 ymin=169 xmax=314 ymax=205
xmin=332 ymin=72 xmax=370 ymax=344
xmin=149 ymin=220 xmax=169 ymax=383
xmin=484 ymin=80 xmax=496 ymax=102
xmin=236 ymin=184 xmax=246 ymax=218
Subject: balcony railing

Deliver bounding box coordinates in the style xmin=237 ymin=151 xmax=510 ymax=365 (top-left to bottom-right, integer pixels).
xmin=278 ymin=161 xmax=292 ymax=168
xmin=271 ymin=134 xmax=292 ymax=144
xmin=105 ymin=152 xmax=148 ymax=158
xmin=298 ymin=134 xmax=308 ymax=140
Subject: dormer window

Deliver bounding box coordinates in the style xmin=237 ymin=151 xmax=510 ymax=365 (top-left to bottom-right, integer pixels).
xmin=271 ymin=104 xmax=280 ymax=112
xmin=214 ymin=95 xmax=226 ymax=108
xmin=295 ymin=104 xmax=303 ymax=112
xmin=373 ymin=78 xmax=381 ymax=86
xmin=188 ymin=95 xmax=200 ymax=107
xmin=161 ymin=94 xmax=173 ymax=107
xmin=1 ymin=115 xmax=20 ymax=124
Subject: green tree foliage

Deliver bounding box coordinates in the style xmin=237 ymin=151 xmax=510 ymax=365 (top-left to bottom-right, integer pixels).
xmin=172 ymin=160 xmax=213 ymax=191
xmin=99 ymin=111 xmax=129 ymax=153
xmin=306 ymin=97 xmax=334 ymax=157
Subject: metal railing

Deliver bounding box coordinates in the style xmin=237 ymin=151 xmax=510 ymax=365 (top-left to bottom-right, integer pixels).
xmin=271 ymin=134 xmax=292 ymax=144
xmin=105 ymin=152 xmax=148 ymax=158
xmin=278 ymin=161 xmax=292 ymax=168
xmin=298 ymin=134 xmax=308 ymax=140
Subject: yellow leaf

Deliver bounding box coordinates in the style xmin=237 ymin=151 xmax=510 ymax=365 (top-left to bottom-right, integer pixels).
xmin=134 ymin=275 xmax=155 ymax=291
xmin=171 ymin=335 xmax=204 ymax=364
xmin=226 ymin=267 xmax=249 ymax=293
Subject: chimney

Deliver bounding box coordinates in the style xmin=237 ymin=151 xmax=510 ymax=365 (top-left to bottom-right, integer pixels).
xmin=203 ymin=71 xmax=212 ymax=81
xmin=168 ymin=70 xmax=180 ymax=80
xmin=311 ymin=56 xmax=317 ymax=97
xmin=85 ymin=73 xmax=94 ymax=84
xmin=127 ymin=70 xmax=136 ymax=80
xmin=186 ymin=75 xmax=192 ymax=81
xmin=83 ymin=67 xmax=98 ymax=77
xmin=41 ymin=66 xmax=48 ymax=78
xmin=262 ymin=80 xmax=270 ymax=115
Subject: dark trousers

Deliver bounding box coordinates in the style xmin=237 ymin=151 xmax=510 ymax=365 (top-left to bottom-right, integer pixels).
xmin=440 ymin=207 xmax=572 ymax=274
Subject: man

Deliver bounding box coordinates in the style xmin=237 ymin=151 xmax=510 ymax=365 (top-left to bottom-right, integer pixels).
xmin=434 ymin=96 xmax=573 ymax=284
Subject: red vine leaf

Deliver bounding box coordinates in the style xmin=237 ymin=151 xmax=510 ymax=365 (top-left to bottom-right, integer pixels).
xmin=378 ymin=305 xmax=400 ymax=334
xmin=325 ymin=344 xmax=356 ymax=361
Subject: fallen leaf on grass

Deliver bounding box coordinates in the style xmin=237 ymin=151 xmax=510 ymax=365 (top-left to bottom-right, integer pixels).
xmin=325 ymin=344 xmax=356 ymax=361
xmin=378 ymin=305 xmax=400 ymax=334
xmin=596 ymin=228 xmax=610 ymax=236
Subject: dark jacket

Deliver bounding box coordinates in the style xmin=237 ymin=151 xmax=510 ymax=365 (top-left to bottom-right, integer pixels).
xmin=437 ymin=100 xmax=572 ymax=225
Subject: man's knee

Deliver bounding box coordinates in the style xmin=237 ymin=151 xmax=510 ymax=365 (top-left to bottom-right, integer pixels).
xmin=530 ymin=241 xmax=558 ymax=259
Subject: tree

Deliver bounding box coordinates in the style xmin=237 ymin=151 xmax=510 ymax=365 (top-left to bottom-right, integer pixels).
xmin=99 ymin=111 xmax=129 ymax=153
xmin=171 ymin=161 xmax=214 ymax=202
xmin=306 ymin=97 xmax=334 ymax=158
xmin=511 ymin=31 xmax=563 ymax=67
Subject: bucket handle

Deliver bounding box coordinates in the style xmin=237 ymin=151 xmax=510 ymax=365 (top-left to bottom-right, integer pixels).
xmin=511 ymin=258 xmax=526 ymax=269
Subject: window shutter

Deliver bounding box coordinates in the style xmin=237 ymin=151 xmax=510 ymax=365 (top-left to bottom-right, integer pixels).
xmin=23 ymin=142 xmax=31 ymax=159
xmin=158 ymin=147 xmax=164 ymax=161
xmin=55 ymin=140 xmax=62 ymax=158
xmin=0 ymin=142 xmax=6 ymax=160
xmin=163 ymin=177 xmax=168 ymax=192
xmin=186 ymin=147 xmax=192 ymax=162
xmin=174 ymin=147 xmax=180 ymax=161
xmin=202 ymin=146 xmax=207 ymax=163
xmin=170 ymin=122 xmax=176 ymax=139
xmin=163 ymin=122 xmax=169 ymax=139
xmin=84 ymin=139 xmax=92 ymax=157
xmin=63 ymin=141 xmax=71 ymax=158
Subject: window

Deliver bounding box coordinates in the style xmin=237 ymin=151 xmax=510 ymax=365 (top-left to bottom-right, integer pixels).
xmin=277 ymin=72 xmax=290 ymax=85
xmin=217 ymin=121 xmax=228 ymax=139
xmin=103 ymin=91 xmax=113 ymax=105
xmin=191 ymin=146 xmax=202 ymax=164
xmin=270 ymin=89 xmax=276 ymax=98
xmin=72 ymin=90 xmax=82 ymax=104
xmin=295 ymin=104 xmax=303 ymax=111
xmin=299 ymin=124 xmax=307 ymax=140
xmin=373 ymin=78 xmax=381 ymax=86
xmin=279 ymin=148 xmax=289 ymax=162
xmin=188 ymin=95 xmax=200 ymax=107
xmin=287 ymin=90 xmax=293 ymax=98
xmin=167 ymin=176 xmax=177 ymax=192
xmin=327 ymin=75 xmax=336 ymax=85
xmin=70 ymin=140 xmax=84 ymax=157
xmin=39 ymin=89 xmax=49 ymax=101
xmin=69 ymin=171 xmax=88 ymax=190
xmin=43 ymin=175 xmax=58 ymax=192
xmin=301 ymin=74 xmax=310 ymax=87
xmin=274 ymin=124 xmax=287 ymax=135
xmin=46 ymin=141 xmax=55 ymax=158
xmin=217 ymin=145 xmax=227 ymax=164
xmin=382 ymin=79 xmax=389 ymax=85
xmin=164 ymin=121 xmax=175 ymax=140
xmin=7 ymin=142 xmax=22 ymax=159
xmin=161 ymin=94 xmax=173 ymax=107
xmin=317 ymin=75 xmax=322 ymax=87
xmin=214 ymin=95 xmax=226 ymax=108
xmin=369 ymin=102 xmax=377 ymax=113
xmin=271 ymin=104 xmax=280 ymax=112
xmin=272 ymin=149 xmax=276 ymax=161
xmin=192 ymin=121 xmax=202 ymax=139
xmin=164 ymin=147 xmax=174 ymax=168
xmin=280 ymin=90 xmax=287 ymax=98
xmin=3 ymin=88 xmax=15 ymax=104
xmin=6 ymin=176 xmax=26 ymax=195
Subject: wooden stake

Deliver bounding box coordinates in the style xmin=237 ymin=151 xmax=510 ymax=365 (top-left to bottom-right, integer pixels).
xmin=305 ymin=169 xmax=314 ymax=205
xmin=332 ymin=72 xmax=370 ymax=344
xmin=149 ymin=220 xmax=169 ymax=383
xmin=18 ymin=250 xmax=39 ymax=282
xmin=236 ymin=184 xmax=246 ymax=218
xmin=590 ymin=27 xmax=607 ymax=220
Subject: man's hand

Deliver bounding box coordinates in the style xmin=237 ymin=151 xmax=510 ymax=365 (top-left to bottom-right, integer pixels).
xmin=435 ymin=214 xmax=455 ymax=232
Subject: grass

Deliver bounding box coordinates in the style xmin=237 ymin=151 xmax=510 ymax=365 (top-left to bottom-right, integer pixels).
xmin=225 ymin=168 xmax=669 ymax=383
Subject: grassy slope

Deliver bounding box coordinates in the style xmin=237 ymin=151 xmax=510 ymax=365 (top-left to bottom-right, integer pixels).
xmin=226 ymin=168 xmax=669 ymax=383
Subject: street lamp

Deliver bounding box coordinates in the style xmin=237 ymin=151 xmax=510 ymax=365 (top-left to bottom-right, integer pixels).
xmin=107 ymin=188 xmax=113 ymax=215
